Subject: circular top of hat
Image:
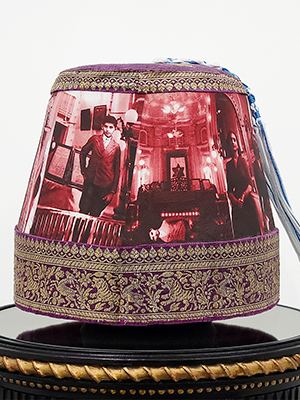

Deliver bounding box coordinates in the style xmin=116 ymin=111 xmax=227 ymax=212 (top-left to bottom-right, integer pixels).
xmin=51 ymin=62 xmax=247 ymax=95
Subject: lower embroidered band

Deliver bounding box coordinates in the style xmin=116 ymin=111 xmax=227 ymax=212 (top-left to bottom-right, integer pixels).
xmin=14 ymin=228 xmax=279 ymax=325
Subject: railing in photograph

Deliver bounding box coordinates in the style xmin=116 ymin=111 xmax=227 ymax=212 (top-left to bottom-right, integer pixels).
xmin=31 ymin=207 xmax=124 ymax=246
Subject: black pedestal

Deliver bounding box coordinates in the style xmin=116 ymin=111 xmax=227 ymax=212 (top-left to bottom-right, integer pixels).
xmin=0 ymin=304 xmax=300 ymax=399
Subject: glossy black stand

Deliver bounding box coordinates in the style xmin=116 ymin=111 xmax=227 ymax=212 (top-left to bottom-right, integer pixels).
xmin=1 ymin=304 xmax=300 ymax=399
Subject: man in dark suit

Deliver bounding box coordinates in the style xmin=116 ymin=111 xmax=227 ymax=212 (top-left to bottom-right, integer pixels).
xmin=79 ymin=115 xmax=121 ymax=217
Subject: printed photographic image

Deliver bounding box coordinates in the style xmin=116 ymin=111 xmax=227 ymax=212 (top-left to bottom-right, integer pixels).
xmin=18 ymin=90 xmax=275 ymax=247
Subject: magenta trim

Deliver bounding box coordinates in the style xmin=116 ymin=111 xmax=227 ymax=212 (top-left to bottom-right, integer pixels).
xmin=65 ymin=63 xmax=229 ymax=75
xmin=14 ymin=226 xmax=279 ymax=255
xmin=14 ymin=300 xmax=279 ymax=327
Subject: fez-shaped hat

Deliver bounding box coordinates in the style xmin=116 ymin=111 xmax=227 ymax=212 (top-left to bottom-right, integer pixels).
xmin=14 ymin=60 xmax=290 ymax=326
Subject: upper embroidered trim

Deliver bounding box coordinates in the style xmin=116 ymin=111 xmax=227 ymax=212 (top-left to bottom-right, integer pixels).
xmin=51 ymin=69 xmax=247 ymax=94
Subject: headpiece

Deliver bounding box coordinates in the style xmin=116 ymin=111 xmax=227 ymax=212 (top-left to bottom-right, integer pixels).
xmin=14 ymin=60 xmax=290 ymax=326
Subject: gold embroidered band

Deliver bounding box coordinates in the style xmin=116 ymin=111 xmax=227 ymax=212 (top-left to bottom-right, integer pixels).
xmin=51 ymin=68 xmax=247 ymax=95
xmin=14 ymin=228 xmax=280 ymax=325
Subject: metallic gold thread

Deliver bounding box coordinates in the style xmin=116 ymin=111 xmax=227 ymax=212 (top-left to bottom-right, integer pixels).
xmin=50 ymin=69 xmax=247 ymax=95
xmin=14 ymin=230 xmax=280 ymax=325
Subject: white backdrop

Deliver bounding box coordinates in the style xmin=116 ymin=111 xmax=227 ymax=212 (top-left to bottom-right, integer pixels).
xmin=1 ymin=0 xmax=300 ymax=309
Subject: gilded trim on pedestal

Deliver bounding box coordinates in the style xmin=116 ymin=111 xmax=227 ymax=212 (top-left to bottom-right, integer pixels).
xmin=0 ymin=353 xmax=299 ymax=383
xmin=1 ymin=374 xmax=300 ymax=397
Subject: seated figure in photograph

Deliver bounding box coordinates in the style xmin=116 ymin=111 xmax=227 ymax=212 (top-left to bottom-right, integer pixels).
xmin=149 ymin=219 xmax=187 ymax=243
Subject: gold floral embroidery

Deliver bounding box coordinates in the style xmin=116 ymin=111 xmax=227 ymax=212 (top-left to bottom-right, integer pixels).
xmin=14 ymin=230 xmax=279 ymax=324
xmin=51 ymin=69 xmax=247 ymax=95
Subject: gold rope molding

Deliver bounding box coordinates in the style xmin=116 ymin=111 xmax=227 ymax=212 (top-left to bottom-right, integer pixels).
xmin=1 ymin=354 xmax=300 ymax=382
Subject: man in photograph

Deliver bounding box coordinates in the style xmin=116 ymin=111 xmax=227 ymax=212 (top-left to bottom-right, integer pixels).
xmin=79 ymin=115 xmax=121 ymax=217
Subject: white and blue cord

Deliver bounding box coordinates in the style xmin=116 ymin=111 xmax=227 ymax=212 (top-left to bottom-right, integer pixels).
xmin=245 ymin=89 xmax=300 ymax=260
xmin=222 ymin=64 xmax=300 ymax=259
xmin=156 ymin=58 xmax=300 ymax=259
